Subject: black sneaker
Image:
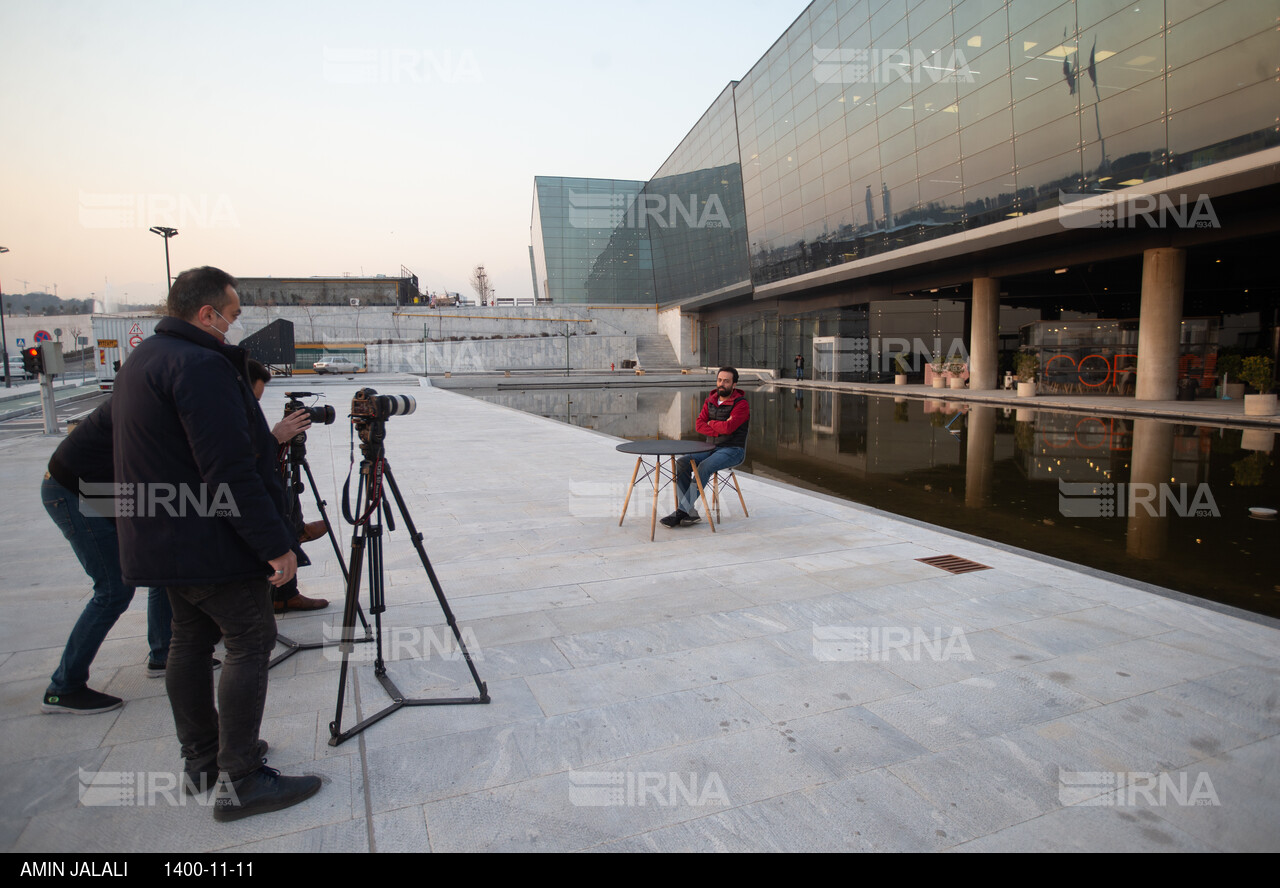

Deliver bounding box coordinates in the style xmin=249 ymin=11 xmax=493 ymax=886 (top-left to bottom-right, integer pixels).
xmin=41 ymin=688 xmax=123 ymax=715
xmin=680 ymin=512 xmax=702 ymax=526
xmin=184 ymin=740 xmax=270 ymax=796
xmin=148 ymin=658 xmax=222 ymax=679
xmin=659 ymin=510 xmax=688 ymax=528
xmin=212 ymin=765 xmax=321 ymax=822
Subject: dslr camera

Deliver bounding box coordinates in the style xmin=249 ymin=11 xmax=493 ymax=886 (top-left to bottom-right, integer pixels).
xmin=283 ymin=392 xmax=337 ymax=447
xmin=284 ymin=391 xmax=338 ymax=426
xmin=350 ymin=388 xmax=416 ymax=424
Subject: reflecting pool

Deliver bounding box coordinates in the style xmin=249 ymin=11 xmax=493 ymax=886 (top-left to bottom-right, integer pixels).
xmin=465 ymin=385 xmax=1280 ymax=618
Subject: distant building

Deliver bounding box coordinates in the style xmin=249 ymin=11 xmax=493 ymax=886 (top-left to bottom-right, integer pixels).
xmin=237 ymin=271 xmax=422 ymax=307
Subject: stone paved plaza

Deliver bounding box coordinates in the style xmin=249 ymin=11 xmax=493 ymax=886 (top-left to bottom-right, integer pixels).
xmin=2 ymin=377 xmax=1277 ymax=852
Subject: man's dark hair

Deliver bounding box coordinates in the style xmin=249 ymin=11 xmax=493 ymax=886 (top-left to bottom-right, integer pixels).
xmin=718 ymin=366 xmax=739 ymax=384
xmin=167 ymin=266 xmax=238 ymax=322
xmin=246 ymin=358 xmax=271 ymax=387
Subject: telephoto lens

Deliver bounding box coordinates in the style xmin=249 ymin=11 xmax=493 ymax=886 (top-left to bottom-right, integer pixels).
xmin=377 ymin=394 xmax=416 ymax=418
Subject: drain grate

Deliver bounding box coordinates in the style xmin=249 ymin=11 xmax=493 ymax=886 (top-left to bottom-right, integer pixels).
xmin=917 ymin=554 xmax=991 ymax=574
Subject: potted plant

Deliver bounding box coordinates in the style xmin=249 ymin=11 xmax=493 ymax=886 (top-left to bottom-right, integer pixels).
xmin=894 ymin=355 xmax=909 ymax=385
xmin=1015 ymin=351 xmax=1038 ymax=398
xmin=1240 ymin=355 xmax=1276 ymax=416
xmin=1218 ymin=353 xmax=1245 ymax=399
xmin=929 ymin=355 xmax=947 ymax=388
xmin=946 ymin=354 xmax=967 ymax=389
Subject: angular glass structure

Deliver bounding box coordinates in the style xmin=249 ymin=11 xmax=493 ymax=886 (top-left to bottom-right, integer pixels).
xmin=530 ymin=0 xmax=1280 ymax=359
xmin=530 ymin=177 xmax=652 ymax=305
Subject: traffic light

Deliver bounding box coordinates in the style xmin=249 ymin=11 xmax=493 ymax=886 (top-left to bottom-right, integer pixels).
xmin=22 ymin=346 xmax=42 ymax=376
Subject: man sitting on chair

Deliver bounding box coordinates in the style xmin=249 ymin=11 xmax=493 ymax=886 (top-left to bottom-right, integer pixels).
xmin=661 ymin=367 xmax=750 ymax=528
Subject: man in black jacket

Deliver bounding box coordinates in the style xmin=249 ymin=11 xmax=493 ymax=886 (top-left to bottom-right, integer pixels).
xmin=40 ymin=398 xmax=173 ymax=714
xmin=112 ymin=266 xmax=319 ymax=821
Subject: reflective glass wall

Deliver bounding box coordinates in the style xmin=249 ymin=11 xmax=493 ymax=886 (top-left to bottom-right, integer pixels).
xmin=647 ymin=83 xmax=752 ymax=301
xmin=739 ymin=0 xmax=1279 ymax=285
xmin=531 ymin=176 xmax=653 ymax=304
xmin=532 ymin=0 xmax=1277 ymax=304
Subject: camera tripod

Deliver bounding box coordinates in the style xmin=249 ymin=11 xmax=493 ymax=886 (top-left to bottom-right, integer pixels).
xmin=269 ymin=432 xmax=373 ymax=669
xmin=328 ymin=415 xmax=489 ymax=747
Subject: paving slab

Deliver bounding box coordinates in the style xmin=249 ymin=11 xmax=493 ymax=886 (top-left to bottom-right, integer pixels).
xmin=1 ymin=377 xmax=1276 ymax=853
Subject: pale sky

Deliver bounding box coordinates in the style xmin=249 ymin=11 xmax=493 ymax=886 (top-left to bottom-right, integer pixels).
xmin=1 ymin=0 xmax=804 ymax=308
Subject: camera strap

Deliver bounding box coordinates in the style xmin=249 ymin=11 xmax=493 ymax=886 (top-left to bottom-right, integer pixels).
xmin=342 ymin=421 xmax=383 ymax=526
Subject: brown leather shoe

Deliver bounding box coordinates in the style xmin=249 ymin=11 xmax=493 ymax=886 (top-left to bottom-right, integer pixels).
xmin=298 ymin=521 xmax=328 ymax=543
xmin=274 ymin=594 xmax=330 ymax=614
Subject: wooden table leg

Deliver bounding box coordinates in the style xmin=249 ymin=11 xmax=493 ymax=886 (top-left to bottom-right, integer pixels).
xmin=690 ymin=458 xmax=716 ymax=533
xmin=649 ymin=457 xmax=661 ymax=541
xmin=619 ymin=456 xmax=641 ymax=527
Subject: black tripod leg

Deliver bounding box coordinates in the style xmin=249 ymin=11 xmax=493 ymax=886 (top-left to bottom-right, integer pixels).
xmin=329 ymin=466 xmax=370 ymax=741
xmin=300 ymin=455 xmax=353 ymax=587
xmin=367 ymin=496 xmax=387 ymax=676
xmin=328 ymin=450 xmax=490 ymax=747
xmin=270 ymin=454 xmax=371 ymax=670
xmin=381 ymin=460 xmax=489 ymax=702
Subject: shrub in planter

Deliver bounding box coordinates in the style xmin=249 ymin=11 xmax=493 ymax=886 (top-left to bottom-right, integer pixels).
xmin=1240 ymin=356 xmax=1276 ymax=416
xmin=1015 ymin=351 xmax=1038 ymax=397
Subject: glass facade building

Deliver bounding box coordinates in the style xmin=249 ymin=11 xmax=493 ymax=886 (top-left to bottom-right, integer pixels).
xmin=531 ymin=0 xmax=1280 ymax=375
xmin=738 ymin=0 xmax=1277 ymax=284
xmin=530 ymin=177 xmax=653 ymax=304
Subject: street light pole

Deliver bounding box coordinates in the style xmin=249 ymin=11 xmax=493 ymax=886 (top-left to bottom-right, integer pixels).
xmin=149 ymin=226 xmax=179 ymax=290
xmin=0 ymin=246 xmax=10 ymax=389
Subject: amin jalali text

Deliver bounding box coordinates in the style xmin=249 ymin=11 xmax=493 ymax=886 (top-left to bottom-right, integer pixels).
xmin=20 ymin=860 xmax=127 ymax=877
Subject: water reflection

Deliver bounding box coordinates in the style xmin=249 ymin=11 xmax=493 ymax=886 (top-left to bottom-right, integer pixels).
xmin=467 ymin=385 xmax=1278 ymax=617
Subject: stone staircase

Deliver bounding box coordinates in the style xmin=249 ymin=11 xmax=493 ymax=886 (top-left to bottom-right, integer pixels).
xmin=634 ymin=334 xmax=682 ymax=371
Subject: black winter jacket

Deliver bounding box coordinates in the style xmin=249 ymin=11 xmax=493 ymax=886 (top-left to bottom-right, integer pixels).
xmin=111 ymin=317 xmax=295 ymax=586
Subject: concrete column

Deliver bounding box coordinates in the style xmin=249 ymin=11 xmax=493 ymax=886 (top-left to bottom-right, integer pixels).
xmin=969 ymin=277 xmax=1000 ymax=390
xmin=1135 ymin=248 xmax=1186 ymax=401
xmin=964 ymin=405 xmax=996 ymax=508
xmin=1126 ymin=418 xmax=1174 ymax=560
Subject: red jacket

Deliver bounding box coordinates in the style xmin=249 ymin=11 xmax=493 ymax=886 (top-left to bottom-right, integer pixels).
xmin=696 ymin=388 xmax=750 ymax=448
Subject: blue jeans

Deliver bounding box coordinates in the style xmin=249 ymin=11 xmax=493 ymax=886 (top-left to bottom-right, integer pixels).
xmin=166 ymin=579 xmax=276 ymax=780
xmin=675 ymin=447 xmax=745 ymax=515
xmin=42 ymin=475 xmax=173 ymax=694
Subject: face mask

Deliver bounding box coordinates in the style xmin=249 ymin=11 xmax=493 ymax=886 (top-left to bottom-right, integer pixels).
xmin=212 ymin=308 xmax=246 ymax=346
